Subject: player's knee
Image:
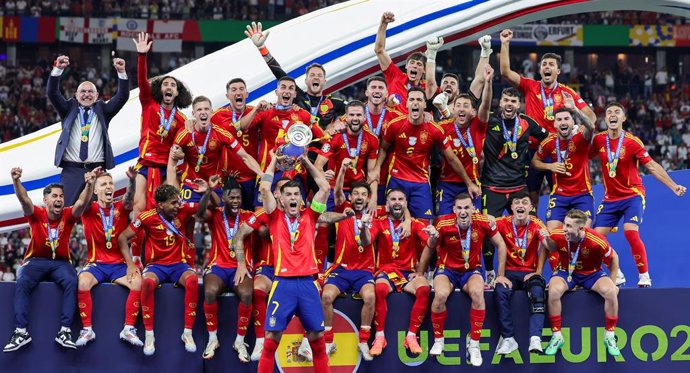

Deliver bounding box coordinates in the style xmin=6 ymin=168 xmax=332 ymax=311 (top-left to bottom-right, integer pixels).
xmin=238 ymin=289 xmax=252 ymax=305
xmin=204 ymin=288 xmax=218 ymax=304
xmin=321 ymin=290 xmax=337 ymax=306
xmin=599 ymin=284 xmax=617 ymax=300
xmin=494 ymin=283 xmax=511 ymax=299
xmin=129 ymin=276 xmax=142 ymax=291
xmin=77 ymin=277 xmax=93 ymax=292
xmin=361 ymin=289 xmax=375 ymax=306
xmin=433 ymin=289 xmax=450 ymax=304
xmin=469 ymin=286 xmax=483 ymax=303
xmin=142 ymin=277 xmax=156 ymax=292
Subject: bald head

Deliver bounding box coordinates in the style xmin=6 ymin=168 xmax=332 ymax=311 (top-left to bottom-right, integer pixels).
xmin=76 ymin=81 xmax=98 ymax=108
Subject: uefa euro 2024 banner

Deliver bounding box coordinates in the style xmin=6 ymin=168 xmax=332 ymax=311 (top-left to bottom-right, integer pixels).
xmin=490 ymin=24 xmax=583 ymax=46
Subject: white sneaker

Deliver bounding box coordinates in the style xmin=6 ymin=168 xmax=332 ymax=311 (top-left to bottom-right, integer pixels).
xmin=529 ymin=336 xmax=543 ymax=353
xmin=326 ymin=342 xmax=337 ymax=356
xmin=119 ymin=327 xmax=143 ymax=347
xmin=250 ymin=338 xmax=264 ymax=361
xmin=203 ymin=339 xmax=219 ymax=360
xmin=3 ymin=330 xmax=32 ymax=352
xmin=181 ymin=330 xmax=196 ymax=353
xmin=358 ymin=342 xmax=373 ymax=361
xmin=430 ymin=339 xmax=444 ymax=356
xmin=298 ymin=337 xmax=313 ymax=362
xmin=466 ymin=338 xmax=483 ymax=366
xmin=233 ymin=340 xmax=250 ymax=363
xmin=615 ymin=270 xmax=626 ymax=287
xmin=76 ymin=328 xmax=96 ymax=347
xmin=143 ymin=334 xmax=155 ymax=356
xmin=638 ymin=272 xmax=652 ymax=288
xmin=485 ymin=270 xmax=496 ymax=290
xmin=496 ymin=337 xmax=518 ymax=355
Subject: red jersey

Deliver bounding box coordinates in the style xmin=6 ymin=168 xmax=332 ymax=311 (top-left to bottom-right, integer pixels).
xmin=383 ymin=118 xmax=448 ymax=183
xmin=518 ymin=77 xmax=588 ymax=133
xmin=211 ymin=105 xmax=259 ymax=183
xmin=536 ymin=132 xmax=592 ymax=196
xmin=549 ymin=227 xmax=614 ymax=276
xmin=137 ymin=54 xmax=187 ymax=167
xmin=25 ymin=206 xmax=77 ymax=261
xmin=495 ymin=216 xmax=547 ymax=272
xmin=250 ymin=107 xmax=321 ymax=170
xmin=206 ymin=208 xmax=254 ymax=268
xmin=434 ymin=213 xmax=496 ymax=272
xmin=363 ymin=107 xmax=404 ymax=192
xmin=82 ymin=201 xmax=131 ymax=264
xmin=130 ymin=204 xmax=197 ymax=265
xmin=174 ymin=125 xmax=242 ymax=185
xmin=382 ymin=63 xmax=427 ymax=107
xmin=246 ymin=208 xmax=273 ymax=268
xmin=591 ymin=132 xmax=653 ymax=201
xmin=370 ymin=215 xmax=429 ymax=273
xmin=268 ymin=207 xmax=321 ymax=277
xmin=320 ymin=129 xmax=379 ymax=189
xmin=438 ymin=117 xmax=487 ymax=184
xmin=329 ymin=202 xmax=375 ymax=272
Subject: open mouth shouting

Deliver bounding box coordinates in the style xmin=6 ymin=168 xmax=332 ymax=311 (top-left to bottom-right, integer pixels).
xmin=408 ymin=68 xmax=420 ymax=81
xmin=103 ymin=189 xmax=114 ymax=202
xmin=456 ymin=211 xmax=470 ymax=228
xmin=280 ymin=92 xmax=292 ymax=106
xmin=558 ymin=122 xmax=571 ymax=138
xmin=163 ymin=90 xmax=175 ymax=103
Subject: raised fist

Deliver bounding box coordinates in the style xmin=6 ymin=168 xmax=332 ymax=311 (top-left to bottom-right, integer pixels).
xmin=112 ymin=57 xmax=126 ymax=73
xmin=381 ymin=12 xmax=395 ymax=25
xmin=500 ymin=29 xmax=513 ymax=44
xmin=55 ymin=55 xmax=70 ymax=70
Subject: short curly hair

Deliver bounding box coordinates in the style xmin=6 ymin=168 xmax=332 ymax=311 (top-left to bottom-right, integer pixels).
xmin=150 ymin=75 xmax=193 ymax=109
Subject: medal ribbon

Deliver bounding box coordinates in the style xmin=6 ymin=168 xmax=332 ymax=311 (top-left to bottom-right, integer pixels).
xmin=353 ymin=216 xmax=362 ymax=247
xmin=285 ymin=213 xmax=301 ymax=251
xmin=540 ymin=81 xmax=559 ymax=119
xmin=158 ymin=212 xmax=193 ymax=248
xmin=605 ymin=130 xmax=625 ymax=176
xmin=231 ymin=109 xmax=245 ymax=125
xmin=388 ymin=217 xmax=402 ymax=256
xmin=365 ymin=106 xmax=386 ymax=137
xmin=454 ymin=122 xmax=477 ymax=160
xmin=79 ymin=107 xmax=95 ymax=141
xmin=456 ymin=224 xmax=472 ymax=268
xmin=555 ymin=136 xmax=570 ymax=164
xmin=501 ymin=116 xmax=519 ymax=155
xmin=222 ymin=208 xmax=241 ymax=252
xmin=47 ymin=219 xmax=60 ymax=259
xmin=99 ymin=205 xmax=115 ymax=245
xmin=512 ymin=217 xmax=530 ymax=261
xmin=192 ymin=127 xmax=212 ymax=170
xmin=341 ymin=131 xmax=364 ymax=172
xmin=567 ymin=238 xmax=583 ymax=281
xmin=159 ymin=106 xmax=177 ymax=141
xmin=310 ymin=96 xmax=324 ymax=117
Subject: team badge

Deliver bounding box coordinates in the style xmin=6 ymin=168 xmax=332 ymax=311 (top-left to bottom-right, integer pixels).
xmin=409 ymin=137 xmax=417 ymax=146
xmin=453 ymin=138 xmax=461 ymax=147
xmin=582 ymin=248 xmax=590 ymax=258
xmin=133 ymin=219 xmax=142 ymax=228
xmin=419 ymin=130 xmax=429 ymax=144
xmin=249 ymin=216 xmax=257 ymax=224
xmin=321 ymin=143 xmax=331 ymax=153
xmin=269 ymin=316 xmax=276 ymax=327
xmin=471 ymin=230 xmax=479 ymax=242
xmin=209 ymin=139 xmax=218 ymax=151
xmin=320 ymin=104 xmax=329 ymax=114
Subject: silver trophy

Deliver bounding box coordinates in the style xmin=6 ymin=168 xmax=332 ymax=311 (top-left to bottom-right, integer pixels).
xmin=275 ymin=123 xmax=313 ymax=171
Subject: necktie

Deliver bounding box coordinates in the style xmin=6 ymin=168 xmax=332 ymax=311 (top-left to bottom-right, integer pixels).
xmin=79 ymin=108 xmax=89 ymax=161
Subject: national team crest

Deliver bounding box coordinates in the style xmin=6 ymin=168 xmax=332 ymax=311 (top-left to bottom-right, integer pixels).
xmin=471 ymin=230 xmax=479 ymax=242
xmin=361 ymin=141 xmax=368 ymax=153
xmin=209 ymin=139 xmax=218 ymax=151
xmin=290 ymin=114 xmax=299 ymax=122
xmin=453 ymin=138 xmax=461 ymax=148
xmin=582 ymin=248 xmax=590 ymax=258
xmin=420 ymin=130 xmax=429 ymax=144
xmin=320 ymin=104 xmax=329 ymax=114
xmin=409 ymin=137 xmax=417 ymax=146
xmin=568 ymin=141 xmax=576 ymax=152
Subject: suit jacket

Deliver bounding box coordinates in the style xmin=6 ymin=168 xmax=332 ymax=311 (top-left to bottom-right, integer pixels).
xmin=47 ymin=73 xmax=129 ymax=169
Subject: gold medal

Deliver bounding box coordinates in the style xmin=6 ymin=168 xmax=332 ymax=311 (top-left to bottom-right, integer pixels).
xmin=567 ymin=275 xmax=572 ymax=282
xmin=236 ymin=130 xmax=243 ymax=137
xmin=358 ymin=245 xmax=364 ymax=253
xmin=195 ymin=165 xmax=200 ymax=172
xmin=106 ymin=241 xmax=112 ymax=249
xmin=472 ymin=157 xmax=479 ymax=164
xmin=81 ymin=135 xmax=89 ymax=142
xmin=609 ymin=170 xmax=616 ymax=178
xmin=464 ymin=262 xmax=469 ymax=269
xmin=230 ymin=250 xmax=236 ymax=258
xmin=511 ymin=152 xmax=518 ymax=159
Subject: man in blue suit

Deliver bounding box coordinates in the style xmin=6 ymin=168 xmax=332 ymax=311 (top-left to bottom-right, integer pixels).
xmin=47 ymin=55 xmax=130 ymax=206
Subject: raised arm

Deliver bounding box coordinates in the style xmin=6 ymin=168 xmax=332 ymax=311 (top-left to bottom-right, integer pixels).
xmin=122 ymin=166 xmax=138 ymax=211
xmin=469 ymin=35 xmax=494 ymax=99
xmin=499 ymin=29 xmax=521 ymax=88
xmin=196 ymin=176 xmax=221 ymax=221
xmin=333 ymin=158 xmax=350 ymax=207
xmin=562 ymin=91 xmax=595 ymax=142
xmin=478 ymin=64 xmax=494 ymax=123
xmin=424 ymin=36 xmax=443 ymax=99
xmin=166 ymin=144 xmax=184 ymax=189
xmin=302 ymin=155 xmax=330 ymax=206
xmin=259 ymin=153 xmax=278 ymax=214
xmin=374 ymin=12 xmax=395 ymax=71
xmin=11 ymin=168 xmax=33 ymax=216
xmin=47 ymin=55 xmax=71 ymax=116
xmin=643 ymin=160 xmax=688 ymax=196
xmin=235 ymin=146 xmax=264 ymax=177
xmin=103 ymin=57 xmax=130 ymax=116
xmin=72 ymin=167 xmax=102 ymax=218
xmin=238 ymin=100 xmax=269 ymax=131
xmin=133 ymin=32 xmax=153 ymax=104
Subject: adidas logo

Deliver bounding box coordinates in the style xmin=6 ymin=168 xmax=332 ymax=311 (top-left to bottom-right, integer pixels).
xmin=398 ymin=133 xmax=407 ymax=139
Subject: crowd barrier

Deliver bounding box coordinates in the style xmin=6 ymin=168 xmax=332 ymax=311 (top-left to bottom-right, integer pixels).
xmin=0 ymin=282 xmax=688 ymax=372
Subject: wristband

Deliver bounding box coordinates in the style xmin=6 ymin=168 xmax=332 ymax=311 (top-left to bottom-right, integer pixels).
xmin=310 ymin=200 xmax=327 ymax=214
xmin=259 ymin=46 xmax=270 ymax=56
xmin=261 ymin=174 xmax=274 ymax=184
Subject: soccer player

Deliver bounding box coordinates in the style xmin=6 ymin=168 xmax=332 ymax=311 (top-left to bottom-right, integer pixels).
xmin=533 ymin=96 xmax=596 ymax=230
xmin=543 ymin=209 xmax=621 ymax=357
xmin=245 ymin=22 xmax=346 ymax=129
xmin=196 ymin=177 xmax=254 ymax=361
xmin=417 ymin=193 xmax=505 ymax=366
xmin=435 ymin=65 xmax=493 ymax=215
xmin=315 ymin=100 xmax=380 ymax=212
xmin=75 ymin=167 xmax=143 ymax=347
xmin=211 ymin=78 xmax=268 ymax=210
xmin=131 ymin=32 xmax=192 ymax=263
xmin=493 ymin=192 xmax=551 ymax=355
xmin=374 ymin=87 xmax=479 ymax=220
xmin=171 ymin=95 xmax=263 ymax=203
xmin=4 ymin=167 xmax=97 ymax=352
xmin=374 ymin=12 xmax=428 ymax=104
xmin=255 ymin=150 xmax=332 ymax=373
xmin=320 ymin=165 xmax=376 ymax=360
xmin=480 ymin=87 xmax=548 ymax=286
xmin=500 ymin=28 xmax=596 ymax=207
xmin=117 ymin=184 xmax=199 ymax=356
xmin=360 ymin=189 xmax=438 ymax=357
xmin=591 ymin=102 xmax=687 ymax=287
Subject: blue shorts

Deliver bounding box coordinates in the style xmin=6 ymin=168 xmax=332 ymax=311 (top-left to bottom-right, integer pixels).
xmin=79 ymin=262 xmax=127 ymax=284
xmin=552 ymin=269 xmax=608 ymax=290
xmin=239 ymin=179 xmax=257 ymax=211
xmin=255 ymin=265 xmax=275 ymax=281
xmin=526 ymin=150 xmax=552 ymax=193
xmin=546 ymin=193 xmax=594 ymax=223
xmin=324 ymin=267 xmax=374 ymax=294
xmin=137 ymin=165 xmax=167 ymax=181
xmin=377 ymin=185 xmax=387 ymax=207
xmin=143 ymin=263 xmax=193 ymax=284
xmin=327 ymin=189 xmax=352 ymax=212
xmin=266 ymin=276 xmax=324 ymax=332
xmin=387 ymin=176 xmax=433 ymax=219
xmin=180 ymin=184 xmax=222 ymax=203
xmin=594 ymin=195 xmax=645 ymax=228
xmin=254 ymin=171 xmax=306 ymax=207
xmin=375 ymin=270 xmax=414 ymax=292
xmin=433 ymin=266 xmax=484 ymax=290
xmin=204 ymin=265 xmax=241 ymax=290
xmin=436 ymin=181 xmax=481 ymax=215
